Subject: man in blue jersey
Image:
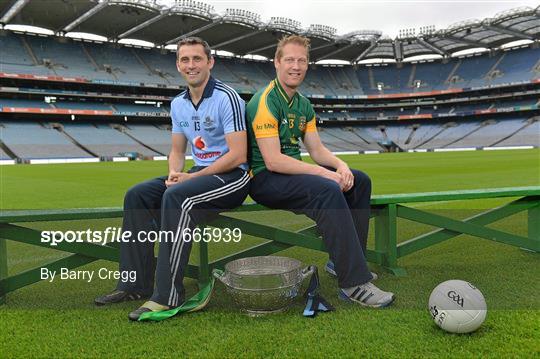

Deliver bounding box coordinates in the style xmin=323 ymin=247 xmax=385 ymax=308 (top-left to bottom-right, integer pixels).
xmin=94 ymin=37 xmax=249 ymax=320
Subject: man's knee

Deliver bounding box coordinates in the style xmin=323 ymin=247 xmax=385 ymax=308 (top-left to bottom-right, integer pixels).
xmin=162 ymin=186 xmax=189 ymax=209
xmin=320 ymin=178 xmax=342 ymax=195
xmin=124 ymin=183 xmax=146 ymax=207
xmin=313 ymin=179 xmax=345 ymax=207
xmin=353 ymin=170 xmax=371 ymax=190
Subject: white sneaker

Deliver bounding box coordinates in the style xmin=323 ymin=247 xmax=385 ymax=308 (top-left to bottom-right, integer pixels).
xmin=339 ymin=282 xmax=395 ymax=308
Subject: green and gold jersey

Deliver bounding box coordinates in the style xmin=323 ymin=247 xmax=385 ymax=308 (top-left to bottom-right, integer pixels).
xmin=246 ymin=78 xmax=317 ymax=175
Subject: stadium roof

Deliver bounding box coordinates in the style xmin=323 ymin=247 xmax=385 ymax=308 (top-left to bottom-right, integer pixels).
xmin=1 ymin=0 xmax=539 ymax=62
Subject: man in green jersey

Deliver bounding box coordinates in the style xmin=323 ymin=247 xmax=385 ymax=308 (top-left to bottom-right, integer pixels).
xmin=246 ymin=35 xmax=395 ymax=308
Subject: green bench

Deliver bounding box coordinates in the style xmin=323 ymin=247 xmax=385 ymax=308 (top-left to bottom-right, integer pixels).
xmin=1 ymin=186 xmax=539 ymax=305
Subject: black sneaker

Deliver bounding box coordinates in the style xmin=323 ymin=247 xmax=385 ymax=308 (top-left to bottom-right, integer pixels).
xmin=128 ymin=301 xmax=170 ymax=321
xmin=94 ymin=290 xmax=149 ymax=306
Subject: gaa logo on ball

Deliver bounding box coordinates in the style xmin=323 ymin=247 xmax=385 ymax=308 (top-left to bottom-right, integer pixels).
xmin=428 ymin=280 xmax=487 ymax=334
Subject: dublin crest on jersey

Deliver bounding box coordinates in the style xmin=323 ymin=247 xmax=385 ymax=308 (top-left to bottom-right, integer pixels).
xmin=203 ymin=116 xmax=215 ymax=131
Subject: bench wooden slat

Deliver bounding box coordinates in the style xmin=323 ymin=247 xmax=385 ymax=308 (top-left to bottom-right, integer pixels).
xmin=0 ymin=208 xmax=124 ymax=223
xmin=2 ymin=187 xmax=538 ymax=223
xmin=370 ymin=186 xmax=540 ymax=205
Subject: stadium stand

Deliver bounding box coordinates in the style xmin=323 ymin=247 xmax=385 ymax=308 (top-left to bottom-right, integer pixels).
xmin=112 ymin=103 xmax=167 ymax=113
xmin=449 ymin=54 xmax=500 ymax=88
xmin=0 ymin=2 xmax=538 ymax=163
xmin=132 ymin=48 xmax=184 ymax=85
xmin=0 ymin=146 xmax=11 ymax=160
xmin=0 ymin=121 xmax=92 ymax=159
xmin=410 ymin=61 xmax=456 ymax=91
xmin=416 ymin=122 xmax=482 ymax=149
xmin=495 ymin=118 xmax=540 ymax=147
xmin=122 ymin=123 xmax=176 ymax=156
xmin=61 ymin=123 xmax=160 ymax=157
xmin=2 ymin=31 xmax=539 ymax=94
xmin=0 ymin=98 xmax=53 ymax=108
xmin=383 ymin=125 xmax=416 ymax=149
xmin=402 ymin=123 xmax=450 ymax=150
xmin=490 ymin=47 xmax=540 ymax=85
xmin=447 ymin=118 xmax=529 ymax=148
xmin=54 ymin=101 xmax=114 ymax=110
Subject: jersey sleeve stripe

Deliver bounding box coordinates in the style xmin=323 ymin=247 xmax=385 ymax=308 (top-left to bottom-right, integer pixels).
xmin=215 ymin=83 xmax=244 ymax=132
xmin=221 ymin=84 xmax=244 ymax=132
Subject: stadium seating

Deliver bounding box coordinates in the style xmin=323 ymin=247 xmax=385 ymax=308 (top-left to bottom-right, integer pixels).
xmin=450 ymin=54 xmax=499 ymax=88
xmin=447 ymin=119 xmax=526 ymax=148
xmin=0 ymin=99 xmax=52 ymax=108
xmin=113 ymin=104 xmax=167 ymax=113
xmin=123 ymin=123 xmax=177 ymax=156
xmin=410 ymin=61 xmax=456 ymax=91
xmin=54 ymin=101 xmax=114 ymax=110
xmin=0 ymin=121 xmax=92 ymax=159
xmin=317 ymin=127 xmax=364 ymax=151
xmin=490 ymin=47 xmax=540 ymax=85
xmin=0 ymin=117 xmax=536 ymax=161
xmin=0 ymin=31 xmax=50 ymax=75
xmin=495 ymin=118 xmax=540 ymax=147
xmin=1 ymin=30 xmax=538 ymax=161
xmin=3 ymin=31 xmax=538 ymax=94
xmin=370 ymin=65 xmax=413 ymax=93
xmin=0 ymin=146 xmax=11 ymax=160
xmin=23 ymin=35 xmax=115 ymax=81
xmin=416 ymin=122 xmax=481 ymax=149
xmin=61 ymin=123 xmax=161 ymax=157
xmin=132 ymin=48 xmax=184 ymax=85
xmin=382 ymin=125 xmax=415 ymax=149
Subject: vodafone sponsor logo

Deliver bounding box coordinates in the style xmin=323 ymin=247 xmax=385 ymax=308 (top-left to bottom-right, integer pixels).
xmin=193 ymin=136 xmax=221 ymax=159
xmin=194 ymin=136 xmax=207 ymax=150
xmin=194 ymin=151 xmax=221 ymax=159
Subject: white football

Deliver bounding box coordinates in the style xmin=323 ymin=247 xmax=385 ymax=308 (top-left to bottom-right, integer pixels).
xmin=428 ymin=280 xmax=487 ymax=334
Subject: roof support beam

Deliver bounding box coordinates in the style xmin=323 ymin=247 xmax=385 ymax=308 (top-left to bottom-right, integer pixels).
xmin=446 ymin=34 xmax=488 ymax=48
xmin=0 ymin=0 xmax=30 ymax=24
xmin=417 ymin=38 xmax=447 ymax=56
xmin=482 ymin=24 xmax=533 ymax=40
xmin=354 ymin=42 xmax=378 ymax=63
xmin=394 ymin=39 xmax=403 ymax=62
xmin=118 ymin=12 xmax=167 ymax=39
xmin=63 ymin=1 xmax=108 ymax=32
xmin=166 ymin=20 xmax=221 ymax=45
xmin=314 ymin=43 xmax=356 ymax=62
xmin=311 ymin=41 xmax=341 ymax=52
xmin=213 ymin=30 xmax=262 ymax=48
xmin=246 ymin=43 xmax=277 ymax=55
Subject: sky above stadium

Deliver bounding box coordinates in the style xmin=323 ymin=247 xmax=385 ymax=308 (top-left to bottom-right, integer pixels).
xmin=162 ymin=0 xmax=540 ymax=38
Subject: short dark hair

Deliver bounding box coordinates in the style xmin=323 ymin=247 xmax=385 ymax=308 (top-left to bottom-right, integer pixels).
xmin=176 ymin=37 xmax=212 ymax=60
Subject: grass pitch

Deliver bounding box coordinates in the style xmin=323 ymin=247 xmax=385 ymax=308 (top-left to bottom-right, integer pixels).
xmin=1 ymin=149 xmax=539 ymax=358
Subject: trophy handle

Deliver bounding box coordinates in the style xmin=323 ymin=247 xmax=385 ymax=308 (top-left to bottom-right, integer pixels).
xmin=301 ymin=265 xmax=316 ymax=280
xmin=212 ymin=268 xmax=229 ymax=286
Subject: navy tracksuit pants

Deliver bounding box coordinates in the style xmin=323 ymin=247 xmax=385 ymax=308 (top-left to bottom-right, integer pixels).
xmin=116 ymin=167 xmax=249 ymax=307
xmin=249 ymin=168 xmax=373 ymax=288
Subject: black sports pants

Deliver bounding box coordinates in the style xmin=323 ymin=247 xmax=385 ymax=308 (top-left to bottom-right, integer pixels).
xmin=116 ymin=167 xmax=249 ymax=307
xmin=249 ymin=167 xmax=373 ymax=288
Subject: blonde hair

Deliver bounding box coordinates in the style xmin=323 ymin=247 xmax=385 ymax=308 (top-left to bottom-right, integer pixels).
xmin=275 ymin=35 xmax=311 ymax=60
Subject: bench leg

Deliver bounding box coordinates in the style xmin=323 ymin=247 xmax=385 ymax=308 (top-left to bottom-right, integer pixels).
xmin=0 ymin=237 xmax=7 ymax=305
xmin=526 ymin=203 xmax=540 ymax=253
xmin=198 ymin=241 xmax=210 ymax=288
xmin=374 ymin=204 xmax=406 ymax=276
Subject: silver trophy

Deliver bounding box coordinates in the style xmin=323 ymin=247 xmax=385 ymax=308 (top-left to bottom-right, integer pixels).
xmin=213 ymin=256 xmax=315 ymax=315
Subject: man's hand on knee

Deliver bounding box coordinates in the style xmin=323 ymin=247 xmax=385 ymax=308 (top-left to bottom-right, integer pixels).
xmin=318 ymin=168 xmax=346 ymax=191
xmin=165 ymin=171 xmax=182 ymax=187
xmin=336 ymin=163 xmax=354 ymax=192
